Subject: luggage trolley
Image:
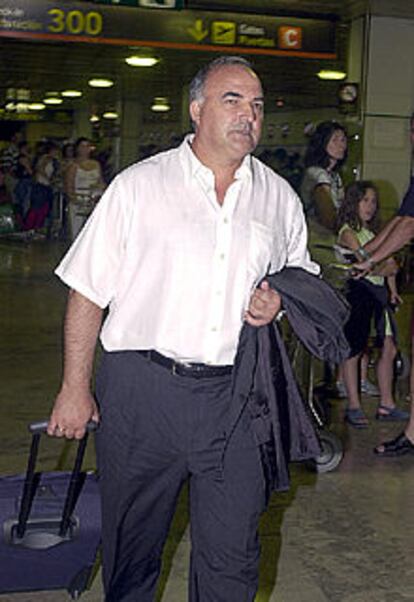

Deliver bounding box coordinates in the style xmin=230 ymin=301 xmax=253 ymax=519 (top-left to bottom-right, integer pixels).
xmin=284 ymin=244 xmax=354 ymax=474
xmin=284 ymin=321 xmax=344 ymax=474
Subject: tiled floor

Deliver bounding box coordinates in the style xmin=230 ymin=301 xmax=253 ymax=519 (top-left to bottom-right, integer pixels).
xmin=0 ymin=238 xmax=413 ymax=601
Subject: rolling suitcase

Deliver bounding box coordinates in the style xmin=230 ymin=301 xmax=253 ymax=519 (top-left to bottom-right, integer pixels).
xmin=0 ymin=420 xmax=101 ymax=599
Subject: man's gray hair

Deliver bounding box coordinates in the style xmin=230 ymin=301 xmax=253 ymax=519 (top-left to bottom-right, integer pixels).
xmin=189 ymin=56 xmax=254 ymax=105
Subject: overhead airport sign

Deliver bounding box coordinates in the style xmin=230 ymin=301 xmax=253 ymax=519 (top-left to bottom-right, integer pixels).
xmin=93 ymin=0 xmax=184 ymax=8
xmin=0 ymin=1 xmax=336 ymax=58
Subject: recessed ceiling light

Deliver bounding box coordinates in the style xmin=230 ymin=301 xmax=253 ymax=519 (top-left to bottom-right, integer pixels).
xmin=102 ymin=111 xmax=119 ymax=120
xmin=88 ymin=78 xmax=114 ymax=88
xmin=317 ymin=70 xmax=347 ymax=81
xmin=17 ymin=102 xmax=30 ymax=111
xmin=90 ymin=115 xmax=100 ymax=123
xmin=61 ymin=90 xmax=82 ymax=98
xmin=151 ymin=97 xmax=170 ymax=112
xmin=43 ymin=97 xmax=63 ymax=105
xmin=28 ymin=102 xmax=46 ymax=110
xmin=125 ymin=56 xmax=159 ymax=67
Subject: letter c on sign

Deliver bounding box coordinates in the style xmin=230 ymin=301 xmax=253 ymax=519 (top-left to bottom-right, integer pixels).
xmin=278 ymin=26 xmax=302 ymax=50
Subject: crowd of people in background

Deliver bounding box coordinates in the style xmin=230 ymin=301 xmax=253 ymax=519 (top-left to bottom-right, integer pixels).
xmin=0 ymin=132 xmax=110 ymax=241
xmin=1 ymin=130 xmax=307 ymax=242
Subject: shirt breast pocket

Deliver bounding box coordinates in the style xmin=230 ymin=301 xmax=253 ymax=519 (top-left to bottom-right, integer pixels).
xmin=247 ymin=221 xmax=274 ymax=288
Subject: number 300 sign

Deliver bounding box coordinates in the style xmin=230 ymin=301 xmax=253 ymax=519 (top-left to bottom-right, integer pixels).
xmin=47 ymin=8 xmax=103 ymax=36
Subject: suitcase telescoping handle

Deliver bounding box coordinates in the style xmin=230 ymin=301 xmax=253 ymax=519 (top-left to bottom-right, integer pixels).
xmin=28 ymin=420 xmax=98 ymax=435
xmin=15 ymin=420 xmax=98 ymax=542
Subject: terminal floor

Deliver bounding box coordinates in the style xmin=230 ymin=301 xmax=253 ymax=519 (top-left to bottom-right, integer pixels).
xmin=0 ymin=238 xmax=413 ymax=602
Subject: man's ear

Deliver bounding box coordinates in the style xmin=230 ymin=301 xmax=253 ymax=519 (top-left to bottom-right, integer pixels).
xmin=189 ymin=100 xmax=202 ymax=128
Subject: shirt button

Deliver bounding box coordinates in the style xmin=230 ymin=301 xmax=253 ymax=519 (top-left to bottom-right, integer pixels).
xmin=211 ymin=327 xmax=217 ymax=332
xmin=223 ymin=217 xmax=229 ymax=224
xmin=219 ymin=253 xmax=225 ymax=260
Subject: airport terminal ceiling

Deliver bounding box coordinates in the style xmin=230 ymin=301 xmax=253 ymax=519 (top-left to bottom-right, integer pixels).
xmin=0 ymin=41 xmax=349 ymax=118
xmin=0 ymin=0 xmax=357 ymax=128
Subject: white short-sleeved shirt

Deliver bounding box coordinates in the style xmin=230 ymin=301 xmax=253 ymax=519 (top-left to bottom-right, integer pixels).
xmin=56 ymin=136 xmax=319 ymax=365
xmin=301 ymin=166 xmax=344 ymax=214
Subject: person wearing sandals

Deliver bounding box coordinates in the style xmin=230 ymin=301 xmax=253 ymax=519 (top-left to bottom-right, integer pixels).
xmin=355 ymin=113 xmax=414 ymax=453
xmin=337 ymin=181 xmax=409 ymax=428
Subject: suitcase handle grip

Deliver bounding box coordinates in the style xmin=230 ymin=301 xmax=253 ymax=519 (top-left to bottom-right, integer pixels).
xmin=28 ymin=420 xmax=99 ymax=435
xmin=16 ymin=420 xmax=98 ymax=541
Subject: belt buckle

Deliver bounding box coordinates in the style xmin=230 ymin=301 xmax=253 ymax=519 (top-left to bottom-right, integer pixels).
xmin=172 ymin=361 xmax=178 ymax=376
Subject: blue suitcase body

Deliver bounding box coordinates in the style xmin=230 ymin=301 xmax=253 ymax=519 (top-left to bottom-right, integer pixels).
xmin=0 ymin=422 xmax=101 ymax=599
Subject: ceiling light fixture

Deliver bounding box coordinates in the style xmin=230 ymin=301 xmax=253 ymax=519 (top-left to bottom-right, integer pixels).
xmin=88 ymin=78 xmax=114 ymax=88
xmin=90 ymin=115 xmax=100 ymax=123
xmin=317 ymin=70 xmax=347 ymax=81
xmin=125 ymin=56 xmax=159 ymax=67
xmin=61 ymin=90 xmax=83 ymax=98
xmin=43 ymin=97 xmax=63 ymax=105
xmin=28 ymin=102 xmax=46 ymax=110
xmin=151 ymin=97 xmax=170 ymax=112
xmin=102 ymin=111 xmax=119 ymax=120
xmin=5 ymin=101 xmax=30 ymax=113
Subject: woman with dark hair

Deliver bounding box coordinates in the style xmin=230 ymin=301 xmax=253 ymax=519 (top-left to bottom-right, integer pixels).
xmin=301 ymin=120 xmax=348 ymax=230
xmin=301 ymin=121 xmax=356 ymax=397
xmin=65 ymin=137 xmax=105 ymax=240
xmin=337 ymin=181 xmax=407 ymax=427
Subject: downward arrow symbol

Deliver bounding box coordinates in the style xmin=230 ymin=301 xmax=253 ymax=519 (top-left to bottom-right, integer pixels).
xmin=187 ymin=19 xmax=209 ymax=42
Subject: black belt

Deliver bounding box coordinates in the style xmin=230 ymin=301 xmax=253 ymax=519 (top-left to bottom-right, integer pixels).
xmin=138 ymin=350 xmax=233 ymax=379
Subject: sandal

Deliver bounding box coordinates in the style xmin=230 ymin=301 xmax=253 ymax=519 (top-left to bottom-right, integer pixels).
xmin=375 ymin=405 xmax=409 ymax=421
xmin=344 ymin=408 xmax=369 ymax=429
xmin=374 ymin=432 xmax=414 ymax=456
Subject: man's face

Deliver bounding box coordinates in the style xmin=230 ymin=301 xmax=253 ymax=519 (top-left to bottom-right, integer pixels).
xmin=190 ymin=65 xmax=264 ymax=164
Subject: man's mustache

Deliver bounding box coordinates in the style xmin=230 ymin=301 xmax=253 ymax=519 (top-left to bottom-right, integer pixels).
xmin=230 ymin=124 xmax=253 ymax=135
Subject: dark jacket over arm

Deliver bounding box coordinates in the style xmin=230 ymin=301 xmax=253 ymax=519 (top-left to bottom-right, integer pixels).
xmin=227 ymin=267 xmax=350 ymax=492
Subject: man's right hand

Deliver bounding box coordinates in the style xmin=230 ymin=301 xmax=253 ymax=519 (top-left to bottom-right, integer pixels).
xmin=47 ymin=385 xmax=100 ymax=440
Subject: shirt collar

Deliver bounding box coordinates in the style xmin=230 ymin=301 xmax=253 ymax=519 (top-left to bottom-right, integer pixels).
xmin=180 ymin=133 xmax=253 ymax=183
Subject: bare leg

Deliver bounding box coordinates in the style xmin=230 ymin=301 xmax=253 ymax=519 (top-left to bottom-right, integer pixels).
xmin=343 ymin=355 xmax=361 ymax=410
xmin=376 ymin=336 xmax=397 ymax=412
xmin=342 ymin=354 xmax=368 ymax=427
xmin=360 ymin=351 xmax=369 ymax=382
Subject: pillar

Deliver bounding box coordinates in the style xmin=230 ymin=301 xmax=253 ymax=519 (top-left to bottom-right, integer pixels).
xmin=359 ymin=15 xmax=414 ymax=220
xmin=119 ymin=98 xmax=143 ymax=169
xmin=72 ymin=106 xmax=91 ymax=140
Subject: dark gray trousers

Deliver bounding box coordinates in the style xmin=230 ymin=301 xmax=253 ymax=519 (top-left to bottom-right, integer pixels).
xmin=95 ymin=351 xmax=267 ymax=602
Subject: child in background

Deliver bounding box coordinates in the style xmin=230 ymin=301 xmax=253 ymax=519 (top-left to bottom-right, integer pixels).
xmin=337 ymin=181 xmax=409 ymax=428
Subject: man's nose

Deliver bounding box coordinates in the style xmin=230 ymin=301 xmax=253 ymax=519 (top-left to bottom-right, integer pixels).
xmin=240 ymin=102 xmax=257 ymax=122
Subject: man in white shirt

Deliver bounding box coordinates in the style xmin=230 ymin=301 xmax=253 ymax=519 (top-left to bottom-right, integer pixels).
xmin=48 ymin=56 xmax=319 ymax=601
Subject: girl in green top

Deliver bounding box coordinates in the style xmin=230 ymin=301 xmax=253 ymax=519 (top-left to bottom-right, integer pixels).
xmin=337 ymin=181 xmax=408 ymax=428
